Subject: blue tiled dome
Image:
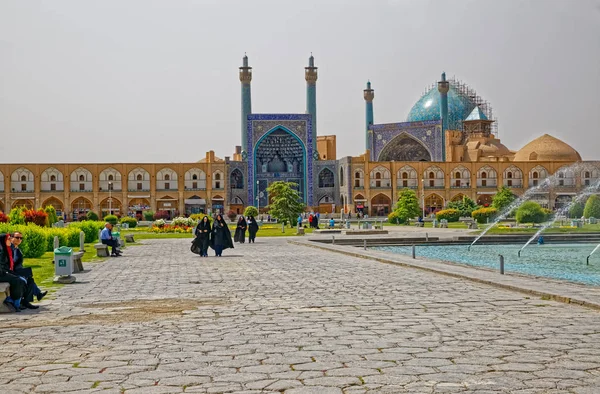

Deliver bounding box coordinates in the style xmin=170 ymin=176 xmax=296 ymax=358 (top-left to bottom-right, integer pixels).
xmin=406 ymin=85 xmax=476 ymax=130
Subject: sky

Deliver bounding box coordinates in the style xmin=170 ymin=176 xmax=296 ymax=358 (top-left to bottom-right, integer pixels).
xmin=1 ymin=0 xmax=599 ymax=163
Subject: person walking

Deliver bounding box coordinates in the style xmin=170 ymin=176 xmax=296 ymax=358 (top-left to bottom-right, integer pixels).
xmin=191 ymin=216 xmax=211 ymax=257
xmin=211 ymin=214 xmax=233 ymax=257
xmin=234 ymin=216 xmax=247 ymax=244
xmin=247 ymin=215 xmax=259 ymax=243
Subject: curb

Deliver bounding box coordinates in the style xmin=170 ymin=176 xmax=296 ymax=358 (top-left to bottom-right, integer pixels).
xmin=288 ymin=240 xmax=600 ymax=312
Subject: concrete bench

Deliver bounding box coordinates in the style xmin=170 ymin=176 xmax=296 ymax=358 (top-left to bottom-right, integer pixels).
xmin=296 ymin=227 xmax=305 ymax=235
xmin=125 ymin=234 xmax=135 ymax=243
xmin=0 ymin=282 xmax=11 ymax=313
xmin=94 ymin=243 xmax=109 ymax=257
xmin=467 ymin=222 xmax=479 ymax=229
xmin=72 ymin=251 xmax=84 ymax=273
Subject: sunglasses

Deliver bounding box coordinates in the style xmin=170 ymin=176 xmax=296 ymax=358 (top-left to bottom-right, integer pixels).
xmin=13 ymin=236 xmax=23 ymax=240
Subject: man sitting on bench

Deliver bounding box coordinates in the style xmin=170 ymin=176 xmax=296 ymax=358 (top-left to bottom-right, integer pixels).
xmin=100 ymin=223 xmax=122 ymax=257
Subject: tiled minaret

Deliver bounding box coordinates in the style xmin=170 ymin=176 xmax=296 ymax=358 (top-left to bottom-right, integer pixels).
xmin=239 ymin=54 xmax=252 ymax=158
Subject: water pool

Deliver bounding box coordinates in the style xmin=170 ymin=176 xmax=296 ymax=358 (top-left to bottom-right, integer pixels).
xmin=374 ymin=243 xmax=600 ymax=286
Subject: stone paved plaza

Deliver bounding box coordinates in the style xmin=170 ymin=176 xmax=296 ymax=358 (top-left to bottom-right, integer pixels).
xmin=1 ymin=238 xmax=600 ymax=393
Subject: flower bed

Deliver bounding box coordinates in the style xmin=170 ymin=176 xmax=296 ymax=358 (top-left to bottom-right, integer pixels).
xmin=150 ymin=224 xmax=193 ymax=233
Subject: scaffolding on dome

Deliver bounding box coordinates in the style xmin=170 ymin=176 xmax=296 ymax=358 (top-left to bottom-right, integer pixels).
xmin=420 ymin=78 xmax=499 ymax=137
xmin=449 ymin=76 xmax=499 ymax=137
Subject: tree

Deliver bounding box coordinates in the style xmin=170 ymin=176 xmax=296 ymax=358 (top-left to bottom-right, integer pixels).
xmin=392 ymin=189 xmax=421 ymax=224
xmin=447 ymin=196 xmax=479 ymax=217
xmin=86 ymin=211 xmax=99 ymax=221
xmin=472 ymin=207 xmax=498 ymax=224
xmin=266 ymin=181 xmax=306 ymax=227
xmin=584 ymin=195 xmax=600 ymax=218
xmin=569 ymin=201 xmax=584 ymax=218
xmin=244 ymin=206 xmax=259 ymax=217
xmin=45 ymin=205 xmax=59 ymax=226
xmin=492 ymin=187 xmax=516 ymax=212
xmin=515 ymin=201 xmax=546 ymax=223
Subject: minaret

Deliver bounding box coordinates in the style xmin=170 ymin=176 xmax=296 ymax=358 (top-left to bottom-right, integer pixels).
xmin=437 ymin=72 xmax=449 ymax=161
xmin=239 ymin=54 xmax=252 ymax=157
xmin=305 ymin=54 xmax=318 ymax=154
xmin=364 ymin=80 xmax=375 ymax=153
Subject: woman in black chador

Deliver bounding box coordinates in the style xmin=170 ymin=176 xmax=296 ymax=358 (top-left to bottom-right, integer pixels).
xmin=191 ymin=216 xmax=212 ymax=257
xmin=234 ymin=216 xmax=247 ymax=243
xmin=247 ymin=215 xmax=259 ymax=243
xmin=211 ymin=214 xmax=234 ymax=257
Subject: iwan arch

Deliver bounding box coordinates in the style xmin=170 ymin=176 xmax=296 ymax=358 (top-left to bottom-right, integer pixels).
xmin=1 ymin=55 xmax=597 ymax=219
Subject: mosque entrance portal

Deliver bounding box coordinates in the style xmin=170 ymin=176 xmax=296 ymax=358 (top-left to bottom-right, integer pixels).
xmin=254 ymin=128 xmax=306 ymax=206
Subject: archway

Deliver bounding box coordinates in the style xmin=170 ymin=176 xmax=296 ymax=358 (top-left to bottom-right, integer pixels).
xmin=100 ymin=197 xmax=122 ymax=218
xmin=476 ymin=194 xmax=493 ymax=207
xmin=230 ymin=169 xmax=244 ymax=190
xmin=424 ymin=194 xmax=444 ymax=214
xmin=318 ymin=194 xmax=334 ymax=214
xmin=451 ymin=193 xmax=466 ymax=202
xmin=42 ymin=197 xmax=64 ymax=216
xmin=211 ymin=195 xmax=224 ymax=215
xmin=318 ymin=168 xmax=335 ymax=188
xmin=12 ymin=199 xmax=34 ymax=210
xmin=128 ymin=198 xmax=151 ymax=220
xmin=255 ymin=127 xmax=306 ymax=205
xmin=230 ymin=196 xmax=244 ymax=215
xmin=378 ymin=134 xmax=432 ymax=161
xmin=71 ymin=197 xmax=93 ymax=220
xmin=371 ymin=193 xmax=391 ymax=217
xmin=354 ymin=193 xmax=366 ymax=214
xmin=555 ymin=195 xmax=572 ymax=210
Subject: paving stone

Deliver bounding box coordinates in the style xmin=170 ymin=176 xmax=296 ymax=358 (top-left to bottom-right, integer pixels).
xmin=1 ymin=238 xmax=600 ymax=393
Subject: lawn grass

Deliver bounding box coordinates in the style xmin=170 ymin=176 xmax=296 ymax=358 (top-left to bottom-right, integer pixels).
xmin=383 ymin=221 xmax=469 ymax=229
xmin=483 ymin=223 xmax=600 ymax=234
xmin=26 ymin=243 xmax=105 ymax=293
xmin=123 ymin=225 xmax=315 ymax=239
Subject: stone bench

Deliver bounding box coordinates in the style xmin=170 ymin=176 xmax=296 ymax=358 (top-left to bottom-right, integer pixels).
xmin=94 ymin=243 xmax=109 ymax=257
xmin=0 ymin=282 xmax=11 ymax=313
xmin=125 ymin=234 xmax=135 ymax=243
xmin=72 ymin=251 xmax=84 ymax=273
xmin=414 ymin=222 xmax=424 ymax=227
xmin=296 ymin=227 xmax=305 ymax=235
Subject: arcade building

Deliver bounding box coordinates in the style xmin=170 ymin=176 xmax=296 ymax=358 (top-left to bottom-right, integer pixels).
xmin=0 ymin=55 xmax=597 ymax=220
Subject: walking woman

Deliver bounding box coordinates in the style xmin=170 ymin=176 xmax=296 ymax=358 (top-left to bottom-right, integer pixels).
xmin=247 ymin=215 xmax=259 ymax=243
xmin=211 ymin=214 xmax=234 ymax=257
xmin=191 ymin=216 xmax=212 ymax=257
xmin=234 ymin=216 xmax=247 ymax=243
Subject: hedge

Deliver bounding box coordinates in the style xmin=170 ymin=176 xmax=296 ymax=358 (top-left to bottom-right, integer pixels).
xmin=472 ymin=207 xmax=498 ymax=224
xmin=120 ymin=217 xmax=138 ymax=228
xmin=435 ymin=209 xmax=460 ymax=222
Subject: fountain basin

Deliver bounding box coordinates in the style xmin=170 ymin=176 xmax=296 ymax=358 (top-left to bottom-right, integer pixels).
xmin=374 ymin=243 xmax=600 ymax=286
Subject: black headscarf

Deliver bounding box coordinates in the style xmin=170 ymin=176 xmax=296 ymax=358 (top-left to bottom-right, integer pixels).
xmin=0 ymin=233 xmax=14 ymax=272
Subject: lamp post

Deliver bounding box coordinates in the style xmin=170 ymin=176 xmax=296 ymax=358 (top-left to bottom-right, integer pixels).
xmin=421 ymin=178 xmax=425 ymax=219
xmin=108 ymin=182 xmax=112 ymax=216
xmin=256 ymin=180 xmax=260 ymax=213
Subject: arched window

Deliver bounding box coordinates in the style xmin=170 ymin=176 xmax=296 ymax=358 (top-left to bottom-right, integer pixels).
xmin=21 ymin=175 xmax=26 ymax=182
xmin=429 ymin=172 xmax=435 ymax=179
xmin=108 ymin=174 xmax=114 ymax=181
xmin=165 ymin=174 xmax=170 ymax=181
xmin=455 ymin=172 xmax=460 ymax=179
xmin=137 ymin=174 xmax=142 ymax=181
xmin=507 ymin=172 xmax=513 ymax=179
xmin=79 ymin=175 xmax=85 ymax=181
xmin=230 ymin=169 xmax=244 ymax=189
xmin=50 ymin=175 xmax=56 ymax=182
xmin=376 ymin=172 xmax=382 ymax=179
xmin=340 ymin=167 xmax=345 ymax=187
xmin=215 ymin=173 xmax=221 ymax=180
xmin=533 ymin=172 xmax=538 ymax=178
xmin=481 ymin=172 xmax=487 ymax=179
xmin=318 ymin=168 xmax=335 ymax=188
xmin=192 ymin=174 xmax=198 ymax=180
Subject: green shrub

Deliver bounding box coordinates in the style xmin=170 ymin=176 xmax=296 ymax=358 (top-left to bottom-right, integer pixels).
xmin=120 ymin=217 xmax=138 ymax=228
xmin=143 ymin=211 xmax=155 ymax=221
xmin=569 ymin=201 xmax=584 ymax=218
xmin=45 ymin=228 xmax=70 ymax=252
xmin=9 ymin=207 xmax=25 ymax=225
xmin=391 ymin=189 xmax=421 ymax=224
xmin=44 ymin=205 xmax=59 ymax=226
xmin=584 ymin=195 xmax=600 ymax=219
xmin=244 ymin=206 xmax=259 ymax=218
xmin=86 ymin=211 xmax=99 ymax=221
xmin=472 ymin=207 xmax=498 ymax=224
xmin=447 ymin=197 xmax=479 ymax=217
xmin=542 ymin=208 xmax=554 ymax=222
xmin=103 ymin=215 xmax=118 ymax=225
xmin=68 ymin=221 xmax=104 ymax=243
xmin=18 ymin=226 xmax=47 ymax=258
xmin=435 ymin=209 xmax=460 ymax=222
xmin=387 ymin=211 xmax=400 ymax=224
xmin=515 ymin=201 xmax=546 ymax=223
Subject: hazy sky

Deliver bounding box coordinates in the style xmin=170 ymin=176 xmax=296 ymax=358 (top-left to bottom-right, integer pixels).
xmin=1 ymin=0 xmax=599 ymax=163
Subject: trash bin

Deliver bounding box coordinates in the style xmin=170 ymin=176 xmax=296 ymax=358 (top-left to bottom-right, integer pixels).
xmin=112 ymin=231 xmax=124 ymax=247
xmin=54 ymin=246 xmax=73 ymax=276
xmin=433 ymin=219 xmax=438 ymax=228
xmin=346 ymin=220 xmax=351 ymax=229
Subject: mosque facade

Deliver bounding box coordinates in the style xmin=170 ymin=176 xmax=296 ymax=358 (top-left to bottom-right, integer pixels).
xmin=0 ymin=55 xmax=597 ymax=220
